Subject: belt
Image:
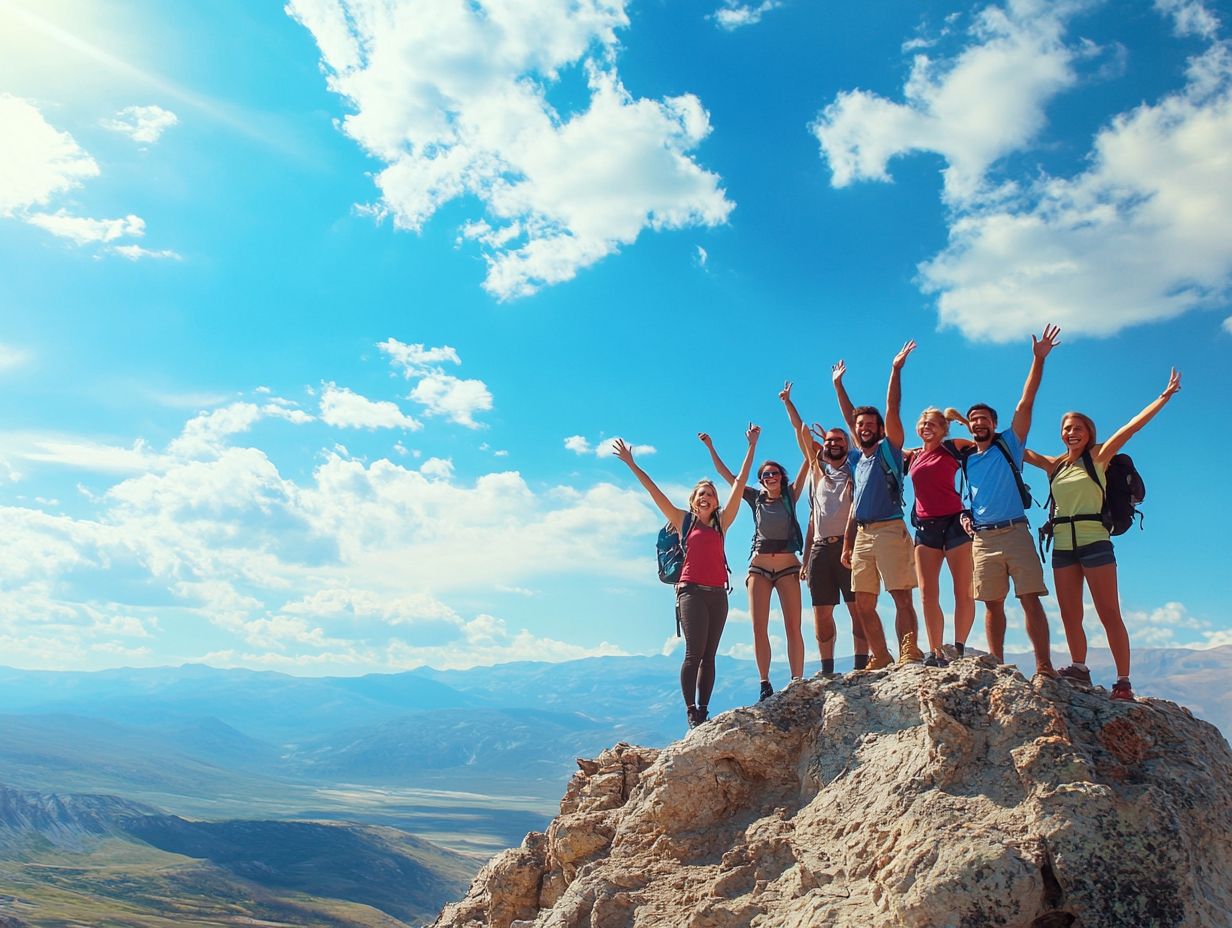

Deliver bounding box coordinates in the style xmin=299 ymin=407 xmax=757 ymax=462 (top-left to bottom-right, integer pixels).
xmin=676 ymin=582 xmax=726 ymax=593
xmin=814 ymin=535 xmax=843 ymax=545
xmin=974 ymin=517 xmax=1027 ymax=531
xmin=856 ymin=517 xmax=901 ymax=528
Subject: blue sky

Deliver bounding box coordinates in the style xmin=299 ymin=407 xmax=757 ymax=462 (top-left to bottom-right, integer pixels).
xmin=1 ymin=0 xmax=1230 ymax=674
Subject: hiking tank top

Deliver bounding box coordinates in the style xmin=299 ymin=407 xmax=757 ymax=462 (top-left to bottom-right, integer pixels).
xmin=743 ymin=487 xmax=795 ymax=553
xmin=679 ymin=519 xmax=727 ymax=586
xmin=1052 ymin=460 xmax=1110 ymax=550
xmin=909 ymin=447 xmax=963 ymax=519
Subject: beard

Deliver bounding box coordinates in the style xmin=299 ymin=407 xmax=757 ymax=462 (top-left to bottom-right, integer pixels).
xmin=857 ymin=433 xmax=879 ymax=450
xmin=824 ymin=446 xmax=847 ymax=461
xmin=971 ymin=426 xmax=993 ymax=442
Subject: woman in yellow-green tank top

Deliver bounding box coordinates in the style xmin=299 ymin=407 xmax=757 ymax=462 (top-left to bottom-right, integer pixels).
xmin=1023 ymin=369 xmax=1182 ymax=703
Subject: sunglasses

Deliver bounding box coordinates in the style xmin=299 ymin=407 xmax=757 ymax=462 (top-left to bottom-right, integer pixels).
xmin=760 ymin=470 xmax=781 ymax=479
xmin=823 ymin=437 xmax=844 ymax=443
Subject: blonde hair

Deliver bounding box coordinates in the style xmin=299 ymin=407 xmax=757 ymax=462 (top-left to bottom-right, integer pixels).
xmin=1061 ymin=411 xmax=1099 ymax=455
xmin=917 ymin=406 xmax=950 ymax=436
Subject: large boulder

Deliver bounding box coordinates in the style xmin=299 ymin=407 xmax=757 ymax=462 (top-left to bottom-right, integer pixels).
xmin=432 ymin=657 xmax=1232 ymax=928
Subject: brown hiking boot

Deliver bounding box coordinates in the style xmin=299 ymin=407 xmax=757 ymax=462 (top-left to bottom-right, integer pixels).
xmin=897 ymin=631 xmax=924 ymax=665
xmin=1033 ymin=662 xmax=1060 ymax=681
xmin=1111 ymin=680 xmax=1135 ymax=701
xmin=1058 ymin=664 xmax=1093 ymax=687
xmin=855 ymin=651 xmax=894 ymax=673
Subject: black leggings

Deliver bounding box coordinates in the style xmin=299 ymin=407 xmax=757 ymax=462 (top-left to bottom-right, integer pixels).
xmin=676 ymin=585 xmax=728 ymax=708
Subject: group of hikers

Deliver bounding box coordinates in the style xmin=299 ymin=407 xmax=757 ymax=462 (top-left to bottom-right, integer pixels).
xmin=614 ymin=326 xmax=1182 ymax=730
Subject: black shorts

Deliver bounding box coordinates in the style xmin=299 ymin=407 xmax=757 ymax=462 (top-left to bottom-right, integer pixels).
xmin=913 ymin=512 xmax=972 ymax=551
xmin=806 ymin=539 xmax=854 ymax=607
xmin=1052 ymin=540 xmax=1116 ymax=569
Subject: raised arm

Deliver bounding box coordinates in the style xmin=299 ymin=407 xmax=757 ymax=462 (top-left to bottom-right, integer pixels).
xmin=780 ymin=380 xmax=805 ymax=432
xmin=720 ymin=425 xmax=760 ymax=531
xmin=1010 ymin=324 xmax=1061 ymax=443
xmin=612 ymin=439 xmax=686 ymax=531
xmin=1096 ymin=369 xmax=1182 ymax=464
xmin=885 ymin=339 xmax=915 ymax=449
xmin=697 ymin=431 xmax=737 ymax=485
xmin=797 ymin=421 xmax=820 ymax=468
xmin=789 ymin=457 xmax=810 ymax=501
xmin=832 ymin=361 xmax=856 ymax=434
xmin=1022 ymin=448 xmax=1058 ymax=473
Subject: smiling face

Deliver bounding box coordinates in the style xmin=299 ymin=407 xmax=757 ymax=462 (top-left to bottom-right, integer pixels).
xmin=854 ymin=412 xmax=883 ymax=450
xmin=759 ymin=463 xmax=784 ymax=491
xmin=1061 ymin=413 xmax=1097 ymax=455
xmin=916 ymin=408 xmax=948 ymax=442
xmin=823 ymin=428 xmax=848 ymax=461
xmin=967 ymin=407 xmax=997 ymax=443
xmin=689 ymin=480 xmax=719 ymax=518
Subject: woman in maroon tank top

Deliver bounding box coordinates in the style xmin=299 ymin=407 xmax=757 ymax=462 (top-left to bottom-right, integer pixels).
xmin=613 ymin=426 xmax=760 ymax=730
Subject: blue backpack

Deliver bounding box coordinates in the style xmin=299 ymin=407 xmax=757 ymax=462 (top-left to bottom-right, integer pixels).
xmin=656 ymin=512 xmax=695 ymax=585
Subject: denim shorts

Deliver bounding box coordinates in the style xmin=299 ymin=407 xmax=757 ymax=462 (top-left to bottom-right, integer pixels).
xmin=913 ymin=512 xmax=972 ymax=551
xmin=1052 ymin=539 xmax=1116 ymax=570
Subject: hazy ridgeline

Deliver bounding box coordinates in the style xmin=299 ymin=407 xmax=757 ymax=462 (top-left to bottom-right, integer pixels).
xmin=0 ymin=649 xmax=1229 ymax=926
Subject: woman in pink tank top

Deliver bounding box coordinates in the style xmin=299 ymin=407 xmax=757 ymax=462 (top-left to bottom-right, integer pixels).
xmin=903 ymin=408 xmax=976 ymax=666
xmin=613 ymin=426 xmax=760 ymax=731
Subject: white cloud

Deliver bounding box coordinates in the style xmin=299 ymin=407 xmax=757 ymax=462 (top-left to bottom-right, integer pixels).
xmin=100 ymin=104 xmax=180 ymax=144
xmin=1155 ymin=0 xmax=1221 ymax=38
xmin=287 ymin=0 xmax=732 ymax=299
xmin=695 ymin=245 xmax=709 ymax=268
xmin=0 ymin=94 xmax=98 ymax=216
xmin=378 ymin=339 xmax=461 ymax=375
xmin=281 ymin=588 xmax=459 ymax=624
xmin=0 ymin=344 xmax=30 ymax=372
xmin=566 ymin=434 xmax=655 ymax=457
xmin=812 ymin=0 xmax=1081 ymax=204
xmin=110 ymin=244 xmax=182 ymax=261
xmin=409 ymin=372 xmax=493 ymax=428
xmin=712 ymin=0 xmax=781 ymax=31
xmin=1223 ymin=316 xmax=1232 ymax=334
xmin=319 ymin=382 xmax=421 ymax=430
xmin=27 ymin=210 xmax=145 ymax=244
xmin=419 ymin=456 xmax=454 ymax=480
xmin=814 ymin=1 xmax=1232 ymax=341
xmin=919 ymin=41 xmax=1232 ymax=341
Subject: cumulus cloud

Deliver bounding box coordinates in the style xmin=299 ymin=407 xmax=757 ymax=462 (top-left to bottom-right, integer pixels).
xmin=100 ymin=104 xmax=180 ymax=144
xmin=712 ymin=0 xmax=782 ymax=31
xmin=287 ymin=0 xmax=732 ymax=299
xmin=814 ymin=0 xmax=1232 ymax=341
xmin=110 ymin=244 xmax=182 ymax=261
xmin=319 ymin=382 xmax=421 ymax=430
xmin=0 ymin=94 xmax=98 ymax=216
xmin=1155 ymin=0 xmax=1221 ymax=38
xmin=379 ymin=338 xmax=493 ymax=428
xmin=1223 ymin=317 xmax=1232 ymax=334
xmin=565 ymin=434 xmax=655 ymax=457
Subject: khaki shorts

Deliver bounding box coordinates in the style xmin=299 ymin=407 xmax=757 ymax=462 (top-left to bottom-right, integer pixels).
xmin=851 ymin=519 xmax=917 ymax=595
xmin=972 ymin=523 xmax=1048 ymax=601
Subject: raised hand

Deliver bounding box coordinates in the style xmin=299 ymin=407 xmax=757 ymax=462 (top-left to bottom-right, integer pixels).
xmin=1163 ymin=368 xmax=1182 ymax=398
xmin=778 ymin=381 xmax=793 ymax=402
xmin=746 ymin=423 xmax=761 ymax=444
xmin=1031 ymin=323 xmax=1061 ymax=359
xmin=611 ymin=438 xmax=635 ymax=465
xmin=891 ymin=339 xmax=917 ymax=370
xmin=809 ymin=422 xmax=827 ymax=441
xmin=831 ymin=360 xmax=846 ymax=383
xmin=697 ymin=432 xmax=713 ymax=447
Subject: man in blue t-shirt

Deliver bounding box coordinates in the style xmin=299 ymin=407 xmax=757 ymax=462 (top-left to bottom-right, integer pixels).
xmin=833 ymin=341 xmax=922 ymax=673
xmin=958 ymin=324 xmax=1061 ymax=680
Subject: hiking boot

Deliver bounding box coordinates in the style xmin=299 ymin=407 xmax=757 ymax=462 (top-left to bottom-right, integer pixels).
xmin=696 ymin=706 xmax=709 ymax=725
xmin=1033 ymin=662 xmax=1060 ymax=681
xmin=686 ymin=706 xmax=700 ymax=729
xmin=758 ymin=680 xmax=774 ymax=702
xmin=1111 ymin=680 xmax=1135 ymax=701
xmin=923 ymin=651 xmax=949 ymax=668
xmin=897 ymin=632 xmax=924 ymax=665
xmin=1058 ymin=664 xmax=1093 ymax=687
xmin=855 ymin=652 xmax=894 ymax=673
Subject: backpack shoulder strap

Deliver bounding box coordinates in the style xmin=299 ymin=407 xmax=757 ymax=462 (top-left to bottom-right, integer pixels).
xmin=680 ymin=511 xmax=695 ymax=548
xmin=876 ymin=440 xmax=904 ymax=504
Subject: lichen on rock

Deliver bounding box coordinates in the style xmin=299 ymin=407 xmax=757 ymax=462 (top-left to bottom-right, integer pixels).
xmin=432 ymin=658 xmax=1232 ymax=928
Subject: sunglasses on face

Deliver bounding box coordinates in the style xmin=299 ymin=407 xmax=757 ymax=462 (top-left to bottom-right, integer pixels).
xmin=760 ymin=471 xmax=780 ymax=479
xmin=823 ymin=437 xmax=844 ymax=443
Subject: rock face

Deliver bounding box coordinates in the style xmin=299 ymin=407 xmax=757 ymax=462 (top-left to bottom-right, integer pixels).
xmin=432 ymin=657 xmax=1232 ymax=928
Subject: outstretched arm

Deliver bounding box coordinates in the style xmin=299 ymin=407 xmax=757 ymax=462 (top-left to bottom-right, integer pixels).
xmin=832 ymin=361 xmax=857 ymax=435
xmin=790 ymin=457 xmax=810 ymax=501
xmin=697 ymin=432 xmax=737 ymax=485
xmin=720 ymin=425 xmax=760 ymax=531
xmin=612 ymin=439 xmax=686 ymax=531
xmin=885 ymin=339 xmax=915 ymax=449
xmin=1096 ymin=369 xmax=1182 ymax=464
xmin=1010 ymin=324 xmax=1061 ymax=443
xmin=780 ymin=380 xmax=804 ymax=432
xmin=1022 ymin=448 xmax=1057 ymax=473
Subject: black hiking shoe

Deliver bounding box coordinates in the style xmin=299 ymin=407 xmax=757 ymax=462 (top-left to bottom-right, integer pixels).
xmin=686 ymin=705 xmax=700 ymax=729
xmin=1058 ymin=664 xmax=1093 ymax=687
xmin=924 ymin=652 xmax=949 ymax=668
xmin=758 ymin=680 xmax=774 ymax=702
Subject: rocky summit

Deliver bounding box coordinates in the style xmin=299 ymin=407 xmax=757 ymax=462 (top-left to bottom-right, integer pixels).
xmin=432 ymin=656 xmax=1232 ymax=928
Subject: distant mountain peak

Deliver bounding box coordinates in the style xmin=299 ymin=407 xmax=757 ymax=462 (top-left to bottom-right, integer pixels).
xmin=434 ymin=658 xmax=1232 ymax=928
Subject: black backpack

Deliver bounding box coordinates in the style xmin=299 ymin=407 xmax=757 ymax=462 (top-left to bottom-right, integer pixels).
xmin=1038 ymin=451 xmax=1145 ymax=558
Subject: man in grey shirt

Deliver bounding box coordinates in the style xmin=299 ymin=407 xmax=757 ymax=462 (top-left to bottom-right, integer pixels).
xmin=781 ymin=384 xmax=868 ymax=674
